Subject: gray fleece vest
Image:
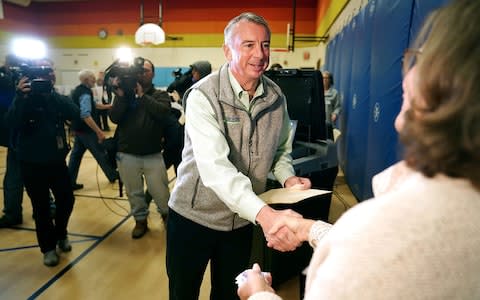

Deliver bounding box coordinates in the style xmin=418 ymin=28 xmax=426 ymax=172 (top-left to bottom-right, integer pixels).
xmin=169 ymin=63 xmax=287 ymax=231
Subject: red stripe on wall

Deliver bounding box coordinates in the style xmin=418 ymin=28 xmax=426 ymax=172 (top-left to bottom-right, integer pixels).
xmin=0 ymin=1 xmax=317 ymax=36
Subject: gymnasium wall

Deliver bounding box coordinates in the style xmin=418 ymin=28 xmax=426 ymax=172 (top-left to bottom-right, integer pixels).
xmin=45 ymin=46 xmax=321 ymax=91
xmin=324 ymin=0 xmax=450 ymax=201
xmin=0 ymin=0 xmax=331 ymax=87
xmin=0 ymin=0 xmax=318 ymax=48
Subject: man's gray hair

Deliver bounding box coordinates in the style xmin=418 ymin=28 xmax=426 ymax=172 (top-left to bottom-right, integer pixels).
xmin=224 ymin=12 xmax=271 ymax=46
xmin=78 ymin=69 xmax=95 ymax=83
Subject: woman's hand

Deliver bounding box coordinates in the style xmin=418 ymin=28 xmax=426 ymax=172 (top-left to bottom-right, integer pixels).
xmin=237 ymin=263 xmax=275 ymax=300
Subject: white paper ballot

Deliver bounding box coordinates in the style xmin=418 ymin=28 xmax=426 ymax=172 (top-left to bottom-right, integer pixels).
xmin=258 ymin=188 xmax=331 ymax=205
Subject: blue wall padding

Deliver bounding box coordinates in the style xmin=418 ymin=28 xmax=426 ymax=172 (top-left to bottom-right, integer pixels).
xmin=330 ymin=34 xmax=342 ymax=167
xmin=332 ymin=34 xmax=342 ymax=102
xmin=343 ymin=3 xmax=374 ymax=200
xmin=363 ymin=0 xmax=413 ymax=199
xmin=336 ymin=22 xmax=354 ymax=172
xmin=329 ymin=36 xmax=338 ymax=74
xmin=153 ymin=66 xmax=189 ymax=89
xmin=316 ymin=0 xmax=447 ymax=201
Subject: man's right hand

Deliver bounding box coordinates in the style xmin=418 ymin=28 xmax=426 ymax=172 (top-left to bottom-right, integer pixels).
xmin=255 ymin=205 xmax=303 ymax=252
xmin=16 ymin=77 xmax=31 ymax=96
xmin=96 ymin=130 xmax=106 ymax=143
xmin=135 ymin=82 xmax=144 ymax=98
xmin=268 ymin=215 xmax=316 ymax=244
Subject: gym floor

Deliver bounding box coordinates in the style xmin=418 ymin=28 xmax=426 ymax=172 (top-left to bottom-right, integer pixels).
xmin=0 ymin=131 xmax=357 ymax=300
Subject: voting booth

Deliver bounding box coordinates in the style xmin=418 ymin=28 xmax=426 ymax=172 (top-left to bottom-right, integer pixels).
xmin=250 ymin=69 xmax=337 ymax=287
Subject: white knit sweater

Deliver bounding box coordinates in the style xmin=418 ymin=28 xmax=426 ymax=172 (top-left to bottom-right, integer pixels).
xmin=249 ymin=161 xmax=480 ymax=300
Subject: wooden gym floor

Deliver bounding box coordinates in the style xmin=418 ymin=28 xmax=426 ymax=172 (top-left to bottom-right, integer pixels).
xmin=0 ymin=132 xmax=358 ymax=300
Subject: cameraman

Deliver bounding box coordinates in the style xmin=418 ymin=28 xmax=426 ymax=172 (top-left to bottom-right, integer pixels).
xmin=5 ymin=61 xmax=80 ymax=267
xmin=0 ymin=54 xmax=24 ymax=228
xmin=167 ymin=60 xmax=212 ymax=99
xmin=67 ymin=69 xmax=118 ymax=190
xmin=109 ymin=58 xmax=171 ymax=239
xmin=163 ymin=61 xmax=212 ymax=175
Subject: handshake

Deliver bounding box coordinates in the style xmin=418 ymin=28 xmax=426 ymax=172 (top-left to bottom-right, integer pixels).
xmin=240 ymin=206 xmax=331 ymax=300
xmin=255 ymin=176 xmax=321 ymax=252
xmin=256 ymin=205 xmax=316 ymax=252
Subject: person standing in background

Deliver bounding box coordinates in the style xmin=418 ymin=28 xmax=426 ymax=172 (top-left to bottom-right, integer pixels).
xmin=92 ymin=72 xmax=111 ymax=132
xmin=322 ymin=70 xmax=340 ymax=140
xmin=68 ymin=69 xmax=118 ymax=190
xmin=190 ymin=61 xmax=212 ymax=85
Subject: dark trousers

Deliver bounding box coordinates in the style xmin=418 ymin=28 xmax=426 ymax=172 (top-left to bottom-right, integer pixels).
xmin=96 ymin=109 xmax=110 ymax=131
xmin=21 ymin=161 xmax=75 ymax=253
xmin=68 ymin=131 xmax=118 ymax=184
xmin=166 ymin=208 xmax=253 ymax=300
xmin=327 ymin=123 xmax=334 ymax=141
xmin=2 ymin=148 xmax=24 ymax=221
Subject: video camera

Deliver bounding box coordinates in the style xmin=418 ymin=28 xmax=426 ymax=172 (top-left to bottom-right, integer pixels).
xmin=103 ymin=56 xmax=145 ymax=96
xmin=2 ymin=63 xmax=54 ymax=95
xmin=172 ymin=68 xmax=183 ymax=79
xmin=166 ymin=67 xmax=193 ymax=98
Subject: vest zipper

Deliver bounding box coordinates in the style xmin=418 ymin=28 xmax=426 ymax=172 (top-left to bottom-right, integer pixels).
xmin=190 ymin=177 xmax=200 ymax=208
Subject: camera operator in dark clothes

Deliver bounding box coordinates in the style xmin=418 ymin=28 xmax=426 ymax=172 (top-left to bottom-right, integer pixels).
xmin=167 ymin=60 xmax=212 ymax=100
xmin=0 ymin=54 xmax=25 ymax=228
xmin=5 ymin=59 xmax=80 ymax=267
xmin=1 ymin=55 xmax=57 ymax=227
xmin=164 ymin=60 xmax=212 ymax=175
xmin=109 ymin=57 xmax=172 ymax=239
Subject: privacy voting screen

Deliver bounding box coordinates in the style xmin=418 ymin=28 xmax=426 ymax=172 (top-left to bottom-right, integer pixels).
xmin=264 ymin=69 xmax=326 ymax=142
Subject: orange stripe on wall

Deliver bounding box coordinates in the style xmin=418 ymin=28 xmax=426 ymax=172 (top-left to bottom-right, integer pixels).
xmin=315 ymin=0 xmax=348 ymax=36
xmin=316 ymin=0 xmax=332 ymax=28
xmin=0 ymin=2 xmax=317 ymax=36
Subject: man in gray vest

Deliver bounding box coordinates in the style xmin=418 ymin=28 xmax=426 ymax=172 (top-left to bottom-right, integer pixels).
xmin=166 ymin=12 xmax=311 ymax=300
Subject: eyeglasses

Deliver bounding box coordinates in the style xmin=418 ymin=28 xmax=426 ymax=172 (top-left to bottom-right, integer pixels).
xmin=402 ymin=48 xmax=422 ymax=76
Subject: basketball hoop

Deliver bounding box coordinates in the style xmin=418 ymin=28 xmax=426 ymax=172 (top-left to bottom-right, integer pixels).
xmin=135 ymin=23 xmax=165 ymax=46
